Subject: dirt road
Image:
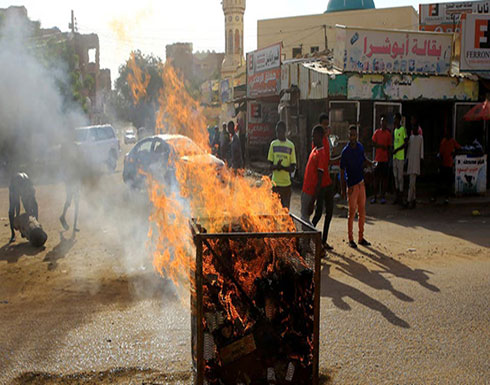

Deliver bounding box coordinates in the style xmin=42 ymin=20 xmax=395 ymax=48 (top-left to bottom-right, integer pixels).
xmin=0 ymin=158 xmax=489 ymax=384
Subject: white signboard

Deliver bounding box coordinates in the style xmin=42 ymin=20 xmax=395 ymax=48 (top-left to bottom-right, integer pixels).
xmin=247 ymin=44 xmax=281 ymax=76
xmin=335 ymin=26 xmax=453 ymax=75
xmin=461 ymin=13 xmax=490 ymax=71
xmin=420 ymin=1 xmax=489 ymax=32
xmin=455 ymin=155 xmax=487 ymax=194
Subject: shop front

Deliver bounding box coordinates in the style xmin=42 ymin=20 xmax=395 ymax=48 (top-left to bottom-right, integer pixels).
xmin=246 ymin=43 xmax=282 ymax=162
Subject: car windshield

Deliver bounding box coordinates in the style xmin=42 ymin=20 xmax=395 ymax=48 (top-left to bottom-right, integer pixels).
xmin=126 ymin=130 xmax=134 ymax=135
xmin=75 ymin=129 xmax=89 ymax=142
xmin=168 ymin=137 xmax=205 ymax=156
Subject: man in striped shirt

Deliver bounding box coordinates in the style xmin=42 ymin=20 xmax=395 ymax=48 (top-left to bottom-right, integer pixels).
xmin=268 ymin=121 xmax=297 ymax=209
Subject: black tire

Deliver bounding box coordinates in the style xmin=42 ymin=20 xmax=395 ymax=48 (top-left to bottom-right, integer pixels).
xmin=107 ymin=150 xmax=117 ymax=172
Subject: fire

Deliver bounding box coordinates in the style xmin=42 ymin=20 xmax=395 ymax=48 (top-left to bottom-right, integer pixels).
xmin=138 ymin=59 xmax=318 ymax=382
xmin=142 ymin=60 xmax=296 ymax=290
xmin=127 ymin=52 xmax=151 ymax=105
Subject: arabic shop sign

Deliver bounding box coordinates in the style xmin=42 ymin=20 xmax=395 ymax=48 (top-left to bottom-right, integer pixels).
xmin=419 ymin=1 xmax=489 ymax=33
xmin=247 ymin=43 xmax=282 ymax=98
xmin=347 ymin=74 xmax=478 ymax=101
xmin=461 ymin=13 xmax=490 ymax=71
xmin=335 ymin=26 xmax=453 ymax=75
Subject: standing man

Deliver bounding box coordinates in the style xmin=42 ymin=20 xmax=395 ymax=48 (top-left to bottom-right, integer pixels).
xmin=8 ymin=172 xmax=39 ymax=243
xmin=406 ymin=125 xmax=424 ymax=209
xmin=229 ymin=121 xmax=243 ymax=172
xmin=211 ymin=125 xmax=220 ymax=156
xmin=437 ymin=131 xmax=461 ymax=204
xmin=311 ymin=113 xmax=334 ymax=250
xmin=219 ymin=122 xmax=231 ymax=164
xmin=392 ymin=113 xmax=408 ymax=205
xmin=411 ymin=115 xmax=423 ymax=136
xmin=301 ymin=125 xmax=326 ymax=227
xmin=371 ymin=115 xmax=391 ymax=204
xmin=340 ymin=125 xmax=375 ymax=248
xmin=267 ymin=121 xmax=296 ymax=209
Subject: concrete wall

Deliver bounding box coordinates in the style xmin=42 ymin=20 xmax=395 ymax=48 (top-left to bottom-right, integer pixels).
xmin=258 ymin=6 xmax=419 ymax=59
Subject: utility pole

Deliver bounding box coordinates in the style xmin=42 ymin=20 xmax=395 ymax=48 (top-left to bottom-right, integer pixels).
xmin=323 ymin=25 xmax=328 ymax=51
xmin=69 ymin=10 xmax=77 ymax=33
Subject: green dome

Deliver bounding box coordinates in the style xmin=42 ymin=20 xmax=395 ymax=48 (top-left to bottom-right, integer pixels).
xmin=325 ymin=0 xmax=375 ymax=13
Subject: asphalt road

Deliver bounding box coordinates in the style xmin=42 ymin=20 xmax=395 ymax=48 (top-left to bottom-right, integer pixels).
xmin=0 ymin=154 xmax=489 ymax=384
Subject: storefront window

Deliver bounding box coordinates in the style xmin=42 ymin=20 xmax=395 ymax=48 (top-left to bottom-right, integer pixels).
xmin=329 ymin=101 xmax=360 ymax=156
xmin=454 ymin=103 xmax=486 ymax=150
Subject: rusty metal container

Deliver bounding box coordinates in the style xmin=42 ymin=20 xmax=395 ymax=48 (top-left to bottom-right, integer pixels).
xmin=191 ymin=213 xmax=322 ymax=385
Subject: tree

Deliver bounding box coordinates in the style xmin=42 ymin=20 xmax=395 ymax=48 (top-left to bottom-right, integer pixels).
xmin=113 ymin=50 xmax=164 ymax=129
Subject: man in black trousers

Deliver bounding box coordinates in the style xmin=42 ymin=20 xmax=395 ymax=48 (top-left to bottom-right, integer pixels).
xmin=311 ymin=113 xmax=335 ymax=251
xmin=9 ymin=172 xmax=38 ymax=243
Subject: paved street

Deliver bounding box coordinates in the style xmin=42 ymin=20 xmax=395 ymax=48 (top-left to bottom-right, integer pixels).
xmin=0 ymin=157 xmax=489 ymax=384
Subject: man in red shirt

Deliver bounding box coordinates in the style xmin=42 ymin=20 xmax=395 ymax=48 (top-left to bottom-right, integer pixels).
xmin=311 ymin=113 xmax=334 ymax=250
xmin=371 ymin=115 xmax=392 ymax=204
xmin=436 ymin=131 xmax=461 ymax=203
xmin=301 ymin=125 xmax=327 ymax=229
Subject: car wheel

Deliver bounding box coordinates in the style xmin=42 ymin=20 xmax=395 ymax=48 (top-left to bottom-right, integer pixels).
xmin=107 ymin=150 xmax=117 ymax=172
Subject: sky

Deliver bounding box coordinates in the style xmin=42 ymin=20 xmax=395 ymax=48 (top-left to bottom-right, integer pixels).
xmin=0 ymin=0 xmax=462 ymax=81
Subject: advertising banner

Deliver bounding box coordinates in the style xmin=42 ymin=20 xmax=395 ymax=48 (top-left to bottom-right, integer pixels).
xmin=247 ymin=43 xmax=281 ymax=98
xmin=247 ymin=101 xmax=277 ymax=146
xmin=347 ymin=74 xmax=478 ymax=101
xmin=335 ymin=26 xmax=453 ymax=75
xmin=419 ymin=1 xmax=489 ymax=33
xmin=455 ymin=155 xmax=487 ymax=194
xmin=220 ymin=79 xmax=231 ymax=103
xmin=460 ymin=13 xmax=490 ymax=71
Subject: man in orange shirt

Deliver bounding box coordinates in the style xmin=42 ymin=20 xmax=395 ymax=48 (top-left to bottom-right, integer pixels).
xmin=371 ymin=115 xmax=392 ymax=204
xmin=437 ymin=131 xmax=461 ymax=203
xmin=301 ymin=125 xmax=327 ymax=229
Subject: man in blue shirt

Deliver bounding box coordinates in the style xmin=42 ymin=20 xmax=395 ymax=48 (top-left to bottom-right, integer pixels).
xmin=340 ymin=125 xmax=375 ymax=248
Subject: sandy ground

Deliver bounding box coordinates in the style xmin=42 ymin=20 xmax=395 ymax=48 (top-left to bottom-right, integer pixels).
xmin=0 ymin=150 xmax=489 ymax=384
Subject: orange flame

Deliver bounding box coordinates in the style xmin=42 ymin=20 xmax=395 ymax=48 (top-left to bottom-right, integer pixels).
xmin=127 ymin=52 xmax=151 ymax=105
xmin=144 ymin=60 xmax=296 ymax=297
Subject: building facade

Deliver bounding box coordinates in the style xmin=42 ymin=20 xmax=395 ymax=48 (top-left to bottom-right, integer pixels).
xmin=258 ymin=6 xmax=419 ymax=59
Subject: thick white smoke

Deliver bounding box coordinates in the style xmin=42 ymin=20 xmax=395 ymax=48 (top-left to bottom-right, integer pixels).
xmin=0 ymin=10 xmax=171 ymax=300
xmin=0 ymin=11 xmax=87 ymax=178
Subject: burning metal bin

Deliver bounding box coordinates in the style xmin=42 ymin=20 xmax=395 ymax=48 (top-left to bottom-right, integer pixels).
xmin=191 ymin=214 xmax=322 ymax=385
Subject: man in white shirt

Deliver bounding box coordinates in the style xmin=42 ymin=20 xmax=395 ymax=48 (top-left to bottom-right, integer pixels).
xmin=406 ymin=126 xmax=424 ymax=209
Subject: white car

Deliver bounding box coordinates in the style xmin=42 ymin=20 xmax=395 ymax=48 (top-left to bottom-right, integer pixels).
xmin=74 ymin=124 xmax=120 ymax=172
xmin=124 ymin=129 xmax=137 ymax=144
xmin=123 ymin=134 xmax=224 ymax=188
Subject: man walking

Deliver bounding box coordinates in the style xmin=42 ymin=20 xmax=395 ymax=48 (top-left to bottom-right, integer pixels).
xmin=406 ymin=125 xmax=424 ymax=209
xmin=59 ymin=132 xmax=81 ymax=237
xmin=267 ymin=121 xmax=296 ymax=209
xmin=301 ymin=125 xmax=326 ymax=227
xmin=340 ymin=125 xmax=375 ymax=248
xmin=311 ymin=113 xmax=334 ymax=250
xmin=371 ymin=115 xmax=391 ymax=204
xmin=392 ymin=113 xmax=408 ymax=204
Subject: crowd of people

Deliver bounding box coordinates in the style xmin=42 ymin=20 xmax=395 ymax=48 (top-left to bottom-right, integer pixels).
xmin=264 ymin=112 xmax=462 ymax=253
xmin=211 ymin=121 xmax=244 ymax=172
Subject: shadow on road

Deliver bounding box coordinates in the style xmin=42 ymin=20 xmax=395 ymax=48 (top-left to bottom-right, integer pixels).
xmin=359 ymin=246 xmax=440 ymax=293
xmin=321 ymin=265 xmax=410 ymax=328
xmin=43 ymin=232 xmax=77 ymax=271
xmin=329 ymin=251 xmax=414 ymax=302
xmin=0 ymin=241 xmax=45 ymax=264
